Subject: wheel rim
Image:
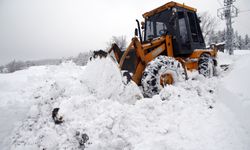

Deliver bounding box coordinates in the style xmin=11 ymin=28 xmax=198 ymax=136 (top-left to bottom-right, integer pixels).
xmin=141 ymin=56 xmax=185 ymax=97
xmin=160 ymin=73 xmax=174 ymax=86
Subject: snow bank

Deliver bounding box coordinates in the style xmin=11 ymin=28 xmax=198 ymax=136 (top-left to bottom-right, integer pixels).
xmin=0 ymin=66 xmax=47 ymax=106
xmin=234 ymin=50 xmax=250 ymax=55
xmin=1 ymin=52 xmax=250 ymax=150
xmin=223 ymin=53 xmax=250 ymax=97
xmin=217 ymin=52 xmax=250 ymax=134
xmin=4 ymin=58 xmax=141 ymax=149
xmin=217 ymin=50 xmax=250 ymax=66
xmin=0 ymin=66 xmax=50 ymax=149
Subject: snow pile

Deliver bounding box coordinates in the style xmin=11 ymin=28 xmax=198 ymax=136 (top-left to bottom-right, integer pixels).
xmin=0 ymin=66 xmax=48 ymax=107
xmin=0 ymin=51 xmax=250 ymax=150
xmin=81 ymin=57 xmax=142 ymax=104
xmin=7 ymin=58 xmax=141 ymax=149
xmin=0 ymin=66 xmax=53 ymax=148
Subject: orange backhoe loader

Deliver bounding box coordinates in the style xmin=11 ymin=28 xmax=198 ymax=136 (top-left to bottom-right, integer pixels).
xmin=94 ymin=1 xmax=218 ymax=97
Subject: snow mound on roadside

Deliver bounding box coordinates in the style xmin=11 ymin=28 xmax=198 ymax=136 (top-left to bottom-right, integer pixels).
xmin=0 ymin=66 xmax=48 ymax=107
xmin=9 ymin=61 xmax=250 ymax=150
xmin=217 ymin=53 xmax=250 ymax=134
xmin=0 ymin=62 xmax=86 ymax=149
xmin=9 ymin=59 xmax=142 ymax=149
xmin=223 ymin=54 xmax=250 ymax=97
xmin=2 ymin=51 xmax=249 ymax=150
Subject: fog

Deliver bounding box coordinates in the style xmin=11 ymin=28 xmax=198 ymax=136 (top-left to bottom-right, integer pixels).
xmin=0 ymin=0 xmax=249 ymax=65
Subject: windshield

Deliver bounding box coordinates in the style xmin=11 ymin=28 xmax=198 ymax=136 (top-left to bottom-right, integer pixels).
xmin=144 ymin=9 xmax=172 ymax=41
xmin=145 ymin=21 xmax=167 ymax=40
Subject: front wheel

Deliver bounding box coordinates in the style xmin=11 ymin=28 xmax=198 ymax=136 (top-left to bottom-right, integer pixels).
xmin=141 ymin=56 xmax=185 ymax=97
xmin=198 ymin=53 xmax=215 ymax=77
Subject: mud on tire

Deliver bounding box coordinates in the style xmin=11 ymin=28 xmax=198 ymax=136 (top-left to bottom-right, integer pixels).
xmin=141 ymin=56 xmax=185 ymax=97
xmin=198 ymin=53 xmax=215 ymax=77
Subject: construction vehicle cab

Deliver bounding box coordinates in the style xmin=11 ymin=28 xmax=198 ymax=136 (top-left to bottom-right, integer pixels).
xmin=97 ymin=1 xmax=217 ymax=97
xmin=143 ymin=3 xmax=205 ymax=56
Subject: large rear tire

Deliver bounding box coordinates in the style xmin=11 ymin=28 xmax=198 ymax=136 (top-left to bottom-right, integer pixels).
xmin=198 ymin=53 xmax=215 ymax=77
xmin=141 ymin=56 xmax=185 ymax=97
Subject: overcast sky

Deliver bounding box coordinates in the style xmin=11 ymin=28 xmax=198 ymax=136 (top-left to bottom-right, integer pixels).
xmin=0 ymin=0 xmax=249 ymax=65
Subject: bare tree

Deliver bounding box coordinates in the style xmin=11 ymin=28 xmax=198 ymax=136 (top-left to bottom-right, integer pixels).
xmin=73 ymin=52 xmax=90 ymax=66
xmin=0 ymin=66 xmax=3 ymax=73
xmin=199 ymin=12 xmax=219 ymax=44
xmin=5 ymin=60 xmax=26 ymax=73
xmin=107 ymin=35 xmax=127 ymax=51
xmin=244 ymin=34 xmax=250 ymax=49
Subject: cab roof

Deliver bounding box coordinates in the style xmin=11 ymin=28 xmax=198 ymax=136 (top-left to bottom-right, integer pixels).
xmin=143 ymin=1 xmax=197 ymax=18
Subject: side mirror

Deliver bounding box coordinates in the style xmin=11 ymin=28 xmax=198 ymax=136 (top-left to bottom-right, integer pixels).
xmin=135 ymin=28 xmax=138 ymax=37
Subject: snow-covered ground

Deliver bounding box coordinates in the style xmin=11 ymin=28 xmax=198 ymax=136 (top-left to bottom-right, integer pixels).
xmin=0 ymin=50 xmax=250 ymax=150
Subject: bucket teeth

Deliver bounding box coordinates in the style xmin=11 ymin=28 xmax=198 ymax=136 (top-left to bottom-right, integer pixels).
xmin=90 ymin=50 xmax=108 ymax=60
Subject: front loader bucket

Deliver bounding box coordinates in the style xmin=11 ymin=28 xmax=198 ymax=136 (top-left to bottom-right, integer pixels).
xmin=90 ymin=50 xmax=109 ymax=60
xmin=90 ymin=43 xmax=122 ymax=61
